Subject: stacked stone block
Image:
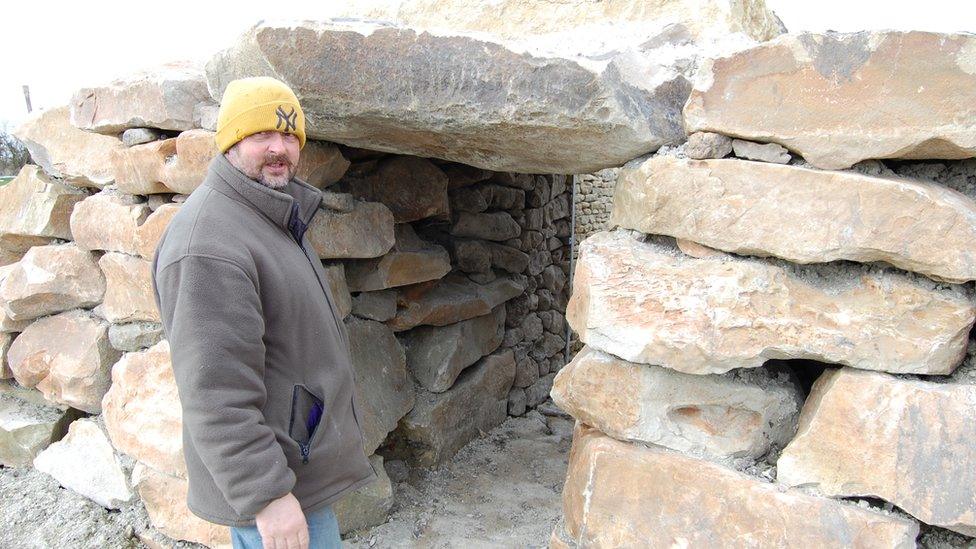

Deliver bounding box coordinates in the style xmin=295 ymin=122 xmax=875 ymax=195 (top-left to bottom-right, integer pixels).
xmin=551 ymin=30 xmax=976 ymax=547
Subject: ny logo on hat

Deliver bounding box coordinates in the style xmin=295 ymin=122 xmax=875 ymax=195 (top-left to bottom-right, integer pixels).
xmin=275 ymin=106 xmax=298 ymax=132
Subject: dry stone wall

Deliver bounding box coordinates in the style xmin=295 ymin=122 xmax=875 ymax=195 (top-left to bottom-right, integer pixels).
xmin=552 ymin=28 xmax=976 ymax=548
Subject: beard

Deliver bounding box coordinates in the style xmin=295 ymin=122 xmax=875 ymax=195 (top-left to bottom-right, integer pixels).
xmin=227 ymin=149 xmax=297 ymax=189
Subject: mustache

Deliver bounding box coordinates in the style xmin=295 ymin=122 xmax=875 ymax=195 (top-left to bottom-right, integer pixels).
xmin=263 ymin=152 xmax=294 ymax=167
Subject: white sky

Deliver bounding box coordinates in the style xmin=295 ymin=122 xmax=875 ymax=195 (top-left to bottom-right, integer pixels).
xmin=2 ymin=0 xmax=974 ymax=128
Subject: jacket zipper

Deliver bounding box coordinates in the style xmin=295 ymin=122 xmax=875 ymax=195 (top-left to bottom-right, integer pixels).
xmin=293 ymin=208 xmax=349 ymax=353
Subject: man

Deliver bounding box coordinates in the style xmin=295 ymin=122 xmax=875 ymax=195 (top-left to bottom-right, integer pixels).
xmin=153 ymin=77 xmax=375 ymax=549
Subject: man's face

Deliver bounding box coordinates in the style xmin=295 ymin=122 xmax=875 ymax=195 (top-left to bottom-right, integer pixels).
xmin=226 ymin=130 xmax=301 ymax=189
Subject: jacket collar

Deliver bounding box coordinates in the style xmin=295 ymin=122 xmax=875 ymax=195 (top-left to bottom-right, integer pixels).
xmin=204 ymin=153 xmax=322 ymax=233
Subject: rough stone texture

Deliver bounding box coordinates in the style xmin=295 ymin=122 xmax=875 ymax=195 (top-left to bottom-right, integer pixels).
xmin=108 ymin=322 xmax=164 ymax=352
xmin=158 ymin=129 xmax=219 ymax=195
xmin=13 ymin=106 xmax=123 ymax=188
xmin=102 ymin=341 xmax=184 ymax=477
xmin=206 ymin=21 xmax=692 ymax=174
xmin=334 ymin=454 xmax=394 ymax=535
xmin=553 ymin=347 xmax=801 ymax=460
xmin=525 ymin=373 xmax=555 ymax=408
xmin=397 ymin=349 xmax=515 ymax=466
xmin=0 ymin=266 xmax=29 ymax=335
xmin=401 ymin=306 xmax=506 ymax=393
xmin=0 ymin=393 xmax=74 ymax=467
xmin=121 ymin=128 xmax=162 ymax=147
xmin=0 ymin=165 xmax=87 ymax=242
xmin=345 ymin=318 xmax=415 ymax=454
xmin=0 ymin=333 xmax=12 ymax=379
xmin=7 ymin=310 xmax=120 ymax=413
xmin=452 ymin=240 xmax=491 ymax=273
xmin=614 ymin=156 xmax=976 ymax=283
xmin=684 ymin=31 xmax=976 ymax=170
xmin=731 ymin=139 xmax=791 ymax=163
xmin=135 ymin=203 xmax=180 ymax=259
xmin=33 ymin=418 xmax=133 ymax=509
xmin=778 ymin=367 xmax=976 ymax=536
xmin=351 ymin=290 xmax=397 ymax=322
xmin=0 ymin=244 xmax=105 ymax=322
xmin=507 ymin=387 xmax=527 ymax=416
xmin=335 ymin=156 xmax=449 ymax=222
xmin=344 ymin=224 xmax=451 ymax=292
xmin=568 ymin=231 xmax=975 ymax=375
xmin=452 ymin=212 xmax=521 ymax=242
xmin=131 ymin=463 xmax=231 ymax=547
xmin=69 ymin=191 xmax=149 ymax=256
xmin=684 ymin=131 xmax=733 ymax=159
xmin=99 ymin=253 xmax=159 ymax=323
xmin=573 ymin=169 xmax=617 ymax=247
xmin=70 ymin=62 xmax=212 ymax=134
xmin=388 ymin=274 xmax=524 ymax=332
xmin=562 ymin=425 xmax=919 ymax=548
xmin=110 ymin=138 xmax=173 ymax=195
xmin=321 ymin=262 xmax=353 ymax=319
xmin=307 ymin=201 xmax=396 ymax=259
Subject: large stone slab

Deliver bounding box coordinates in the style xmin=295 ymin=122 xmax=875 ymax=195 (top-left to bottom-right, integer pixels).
xmin=396 ymin=349 xmax=515 ymax=466
xmin=99 ymin=253 xmax=159 ymax=323
xmin=33 ymin=418 xmax=133 ymax=509
xmin=131 ymin=463 xmax=231 ymax=547
xmin=561 ymin=425 xmax=919 ymax=548
xmin=205 ymin=20 xmax=691 ymax=174
xmin=552 ymin=347 xmax=801 ymax=460
xmin=0 ymin=392 xmax=75 ymax=467
xmin=307 ymin=201 xmax=396 ymax=259
xmin=345 ymin=318 xmax=415 ymax=455
xmin=334 ymin=156 xmax=449 ymax=222
xmin=7 ymin=310 xmax=120 ymax=413
xmin=70 ymin=62 xmax=212 ymax=134
xmin=401 ymin=306 xmax=505 ymax=393
xmin=568 ymin=231 xmax=975 ymax=375
xmin=0 ymin=165 xmax=87 ymax=242
xmin=344 ymin=224 xmax=451 ymax=292
xmin=388 ymin=274 xmax=524 ymax=332
xmin=0 ymin=244 xmax=105 ymax=322
xmin=778 ymin=367 xmax=976 ymax=536
xmin=684 ymin=31 xmax=976 ymax=169
xmin=102 ymin=341 xmax=184 ymax=478
xmin=334 ymin=454 xmax=394 ymax=535
xmin=614 ymin=155 xmax=976 ymax=283
xmin=13 ymin=106 xmax=124 ymax=188
xmin=70 ymin=191 xmax=150 ymax=256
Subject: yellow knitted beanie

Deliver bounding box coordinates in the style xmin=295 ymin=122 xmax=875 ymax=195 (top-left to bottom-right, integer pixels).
xmin=215 ymin=77 xmax=306 ymax=152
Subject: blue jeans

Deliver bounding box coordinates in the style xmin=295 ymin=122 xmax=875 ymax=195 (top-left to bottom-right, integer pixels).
xmin=231 ymin=504 xmax=342 ymax=549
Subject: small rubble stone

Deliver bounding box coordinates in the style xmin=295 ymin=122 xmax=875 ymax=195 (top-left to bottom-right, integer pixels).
xmin=0 ymin=392 xmax=75 ymax=467
xmin=131 ymin=463 xmax=231 ymax=547
xmin=0 ymin=244 xmax=105 ymax=322
xmin=525 ymin=373 xmax=555 ymax=408
xmin=99 ymin=253 xmax=159 ymax=323
xmin=507 ymin=388 xmax=527 ymax=416
xmin=451 ymin=212 xmax=521 ymax=241
xmin=108 ymin=322 xmax=164 ymax=352
xmin=121 ymin=128 xmax=162 ymax=147
xmin=388 ymin=274 xmax=523 ymax=332
xmin=485 ymin=242 xmax=529 ymax=274
xmin=33 ymin=418 xmax=134 ymax=509
xmin=344 ymin=224 xmax=451 ymax=292
xmin=731 ymin=139 xmax=791 ymax=164
xmin=684 ymin=131 xmax=733 ymax=159
xmin=334 ymin=454 xmax=394 ymax=534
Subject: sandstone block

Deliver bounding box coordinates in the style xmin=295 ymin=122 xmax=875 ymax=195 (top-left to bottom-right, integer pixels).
xmin=401 ymin=306 xmax=505 ymax=393
xmin=351 ymin=290 xmax=397 ymax=322
xmin=7 ymin=310 xmax=120 ymax=413
xmin=451 ymin=212 xmax=521 ymax=241
xmin=99 ymin=253 xmax=159 ymax=323
xmin=388 ymin=274 xmax=523 ymax=332
xmin=102 ymin=341 xmax=184 ymax=477
xmin=0 ymin=244 xmax=105 ymax=322
xmin=613 ymin=156 xmax=976 ymax=283
xmin=0 ymin=393 xmax=75 ymax=467
xmin=13 ymin=106 xmax=123 ymax=188
xmin=731 ymin=139 xmax=790 ymax=163
xmin=561 ymin=425 xmax=919 ymax=548
xmin=70 ymin=62 xmax=212 ymax=134
xmin=344 ymin=224 xmax=451 ymax=292
xmin=0 ymin=165 xmax=87 ymax=242
xmin=135 ymin=204 xmax=180 ymax=259
xmin=684 ymin=131 xmax=732 ymax=159
xmin=778 ymin=368 xmax=976 ymax=536
xmin=568 ymin=231 xmax=975 ymax=375
xmin=159 ymin=129 xmax=219 ymax=195
xmin=334 ymin=454 xmax=394 ymax=535
xmin=0 ymin=265 xmax=29 ymax=334
xmin=111 ymin=138 xmax=174 ymax=194
xmin=206 ymin=21 xmax=690 ymax=174
xmin=334 ymin=156 xmax=449 ymax=222
xmin=345 ymin=319 xmax=415 ymax=454
xmin=684 ymin=31 xmax=976 ymax=169
xmin=308 ymin=201 xmax=396 ymax=259
xmin=70 ymin=191 xmax=149 ymax=255
xmin=33 ymin=418 xmax=133 ymax=509
xmin=397 ymin=349 xmax=515 ymax=466
xmin=553 ymin=347 xmax=801 ymax=460
xmin=132 ymin=463 xmax=231 ymax=547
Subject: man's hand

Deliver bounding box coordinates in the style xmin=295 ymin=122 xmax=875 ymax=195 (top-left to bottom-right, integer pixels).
xmin=255 ymin=492 xmax=309 ymax=549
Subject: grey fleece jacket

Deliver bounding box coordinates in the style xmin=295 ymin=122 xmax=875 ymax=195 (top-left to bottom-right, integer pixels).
xmin=152 ymin=154 xmax=375 ymax=527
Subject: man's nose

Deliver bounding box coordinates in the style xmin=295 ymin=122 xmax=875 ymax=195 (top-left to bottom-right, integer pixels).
xmin=266 ymin=132 xmax=287 ymax=153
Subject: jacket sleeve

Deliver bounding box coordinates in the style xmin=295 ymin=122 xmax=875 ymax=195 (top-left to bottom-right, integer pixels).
xmin=154 ymin=253 xmax=296 ymax=518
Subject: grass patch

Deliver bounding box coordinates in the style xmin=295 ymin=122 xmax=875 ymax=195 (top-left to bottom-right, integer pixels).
xmin=0 ymin=176 xmax=13 ymax=186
